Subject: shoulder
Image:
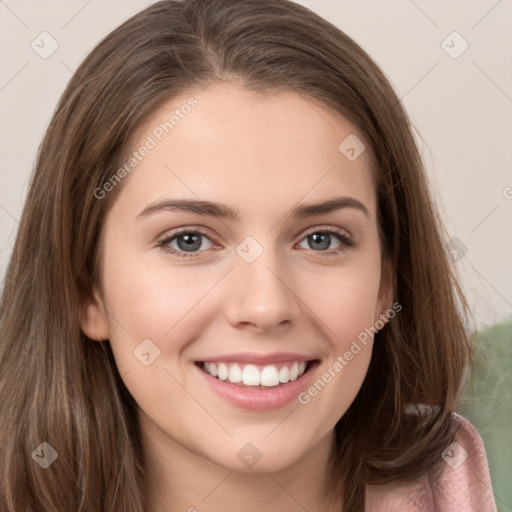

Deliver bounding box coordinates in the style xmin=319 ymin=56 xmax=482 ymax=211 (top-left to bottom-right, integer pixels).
xmin=365 ymin=413 xmax=497 ymax=512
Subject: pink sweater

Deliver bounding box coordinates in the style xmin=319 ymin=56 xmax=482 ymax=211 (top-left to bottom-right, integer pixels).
xmin=365 ymin=413 xmax=497 ymax=511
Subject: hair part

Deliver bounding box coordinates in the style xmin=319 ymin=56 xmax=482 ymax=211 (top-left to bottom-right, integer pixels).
xmin=0 ymin=0 xmax=472 ymax=510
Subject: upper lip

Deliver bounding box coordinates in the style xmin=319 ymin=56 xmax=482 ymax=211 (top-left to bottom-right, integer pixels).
xmin=196 ymin=352 xmax=318 ymax=365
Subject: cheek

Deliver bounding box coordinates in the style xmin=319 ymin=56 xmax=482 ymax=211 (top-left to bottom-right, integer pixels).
xmin=298 ymin=258 xmax=382 ymax=344
xmin=100 ymin=241 xmax=228 ymax=365
xmin=293 ymin=254 xmax=381 ymax=416
xmin=99 ymin=252 xmax=224 ymax=422
xmin=106 ymin=265 xmax=201 ymax=336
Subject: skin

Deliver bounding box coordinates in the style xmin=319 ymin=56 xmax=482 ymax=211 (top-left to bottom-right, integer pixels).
xmin=81 ymin=81 xmax=393 ymax=511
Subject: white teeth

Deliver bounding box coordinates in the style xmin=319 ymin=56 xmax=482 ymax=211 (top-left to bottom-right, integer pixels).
xmin=228 ymin=363 xmax=242 ymax=383
xmin=242 ymin=364 xmax=260 ymax=386
xmin=289 ymin=362 xmax=299 ymax=381
xmin=278 ymin=366 xmax=290 ymax=383
xmin=201 ymin=360 xmax=310 ymax=386
xmin=261 ymin=366 xmax=279 ymax=386
xmin=217 ymin=363 xmax=228 ymax=381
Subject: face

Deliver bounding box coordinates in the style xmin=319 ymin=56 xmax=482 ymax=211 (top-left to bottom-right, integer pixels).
xmin=81 ymin=81 xmax=392 ymax=475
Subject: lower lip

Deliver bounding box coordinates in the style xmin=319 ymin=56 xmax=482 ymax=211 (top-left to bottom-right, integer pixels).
xmin=194 ymin=361 xmax=319 ymax=411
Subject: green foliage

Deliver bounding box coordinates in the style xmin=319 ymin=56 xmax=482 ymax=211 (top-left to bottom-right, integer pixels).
xmin=457 ymin=319 xmax=512 ymax=512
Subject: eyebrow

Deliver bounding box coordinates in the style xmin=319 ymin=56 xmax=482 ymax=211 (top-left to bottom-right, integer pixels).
xmin=136 ymin=196 xmax=370 ymax=221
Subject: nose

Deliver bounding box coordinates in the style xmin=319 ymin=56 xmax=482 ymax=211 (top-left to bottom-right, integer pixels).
xmin=223 ymin=244 xmax=300 ymax=333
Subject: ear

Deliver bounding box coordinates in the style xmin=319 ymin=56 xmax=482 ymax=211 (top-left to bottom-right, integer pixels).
xmin=374 ymin=256 xmax=394 ymax=324
xmin=79 ymin=286 xmax=110 ymax=341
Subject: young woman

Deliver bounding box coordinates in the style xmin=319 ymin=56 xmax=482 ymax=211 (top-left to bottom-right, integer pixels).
xmin=0 ymin=0 xmax=497 ymax=510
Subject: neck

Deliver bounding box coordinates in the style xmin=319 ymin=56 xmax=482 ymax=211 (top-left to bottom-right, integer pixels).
xmin=139 ymin=411 xmax=341 ymax=511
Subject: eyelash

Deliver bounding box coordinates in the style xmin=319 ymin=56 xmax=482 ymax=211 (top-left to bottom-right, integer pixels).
xmin=157 ymin=226 xmax=354 ymax=259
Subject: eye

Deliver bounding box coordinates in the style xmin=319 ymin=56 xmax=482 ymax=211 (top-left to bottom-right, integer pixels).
xmin=158 ymin=226 xmax=354 ymax=259
xmin=297 ymin=227 xmax=353 ymax=255
xmin=158 ymin=228 xmax=215 ymax=258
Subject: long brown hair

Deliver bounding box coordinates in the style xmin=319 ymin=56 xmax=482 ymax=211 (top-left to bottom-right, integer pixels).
xmin=0 ymin=0 xmax=472 ymax=510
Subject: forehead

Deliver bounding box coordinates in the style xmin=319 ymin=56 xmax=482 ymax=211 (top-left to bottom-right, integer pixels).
xmin=115 ymin=81 xmax=377 ymax=219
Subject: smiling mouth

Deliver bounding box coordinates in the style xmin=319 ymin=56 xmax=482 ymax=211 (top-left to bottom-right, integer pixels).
xmin=195 ymin=360 xmax=318 ymax=388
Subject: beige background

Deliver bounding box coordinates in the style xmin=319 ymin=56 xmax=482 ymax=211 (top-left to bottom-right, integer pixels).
xmin=0 ymin=0 xmax=511 ymax=328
